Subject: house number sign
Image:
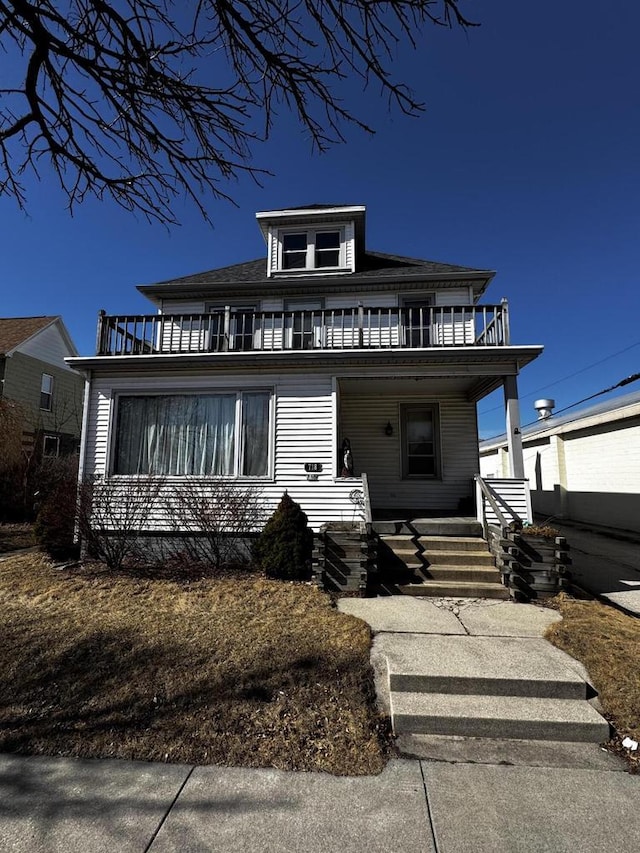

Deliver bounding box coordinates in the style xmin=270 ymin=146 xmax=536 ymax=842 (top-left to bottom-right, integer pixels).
xmin=304 ymin=463 xmax=323 ymax=473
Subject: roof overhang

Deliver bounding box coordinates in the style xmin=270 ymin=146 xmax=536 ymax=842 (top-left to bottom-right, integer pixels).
xmin=256 ymin=205 xmax=366 ymax=242
xmin=137 ymin=270 xmax=495 ymax=306
xmin=66 ymin=345 xmax=542 ymax=402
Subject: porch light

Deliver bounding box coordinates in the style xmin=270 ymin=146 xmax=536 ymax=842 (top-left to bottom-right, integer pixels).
xmin=385 ymin=421 xmax=394 ymax=436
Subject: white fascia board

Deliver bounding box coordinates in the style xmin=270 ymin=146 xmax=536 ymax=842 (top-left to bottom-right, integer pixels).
xmin=256 ymin=206 xmax=366 ymax=241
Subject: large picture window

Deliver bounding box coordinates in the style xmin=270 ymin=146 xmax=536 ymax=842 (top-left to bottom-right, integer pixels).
xmin=113 ymin=391 xmax=271 ymax=477
xmin=401 ymin=404 xmax=441 ymax=479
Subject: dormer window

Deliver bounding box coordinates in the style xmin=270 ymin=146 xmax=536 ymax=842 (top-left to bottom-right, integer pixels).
xmin=281 ymin=229 xmax=343 ymax=271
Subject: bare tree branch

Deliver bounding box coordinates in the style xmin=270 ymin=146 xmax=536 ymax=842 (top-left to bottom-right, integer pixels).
xmin=0 ymin=1 xmax=477 ymax=224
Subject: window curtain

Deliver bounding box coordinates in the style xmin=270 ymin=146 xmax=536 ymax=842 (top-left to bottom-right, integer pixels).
xmin=115 ymin=394 xmax=236 ymax=475
xmin=242 ymin=392 xmax=270 ymax=477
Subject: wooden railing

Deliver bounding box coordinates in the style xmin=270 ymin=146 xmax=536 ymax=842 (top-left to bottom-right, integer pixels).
xmin=95 ymin=302 xmax=511 ymax=356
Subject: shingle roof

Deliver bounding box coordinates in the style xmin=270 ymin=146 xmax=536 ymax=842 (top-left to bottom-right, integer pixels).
xmin=0 ymin=316 xmax=57 ymax=355
xmin=143 ymin=251 xmax=489 ymax=290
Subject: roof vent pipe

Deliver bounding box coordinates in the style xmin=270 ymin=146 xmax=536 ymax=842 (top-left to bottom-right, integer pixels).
xmin=534 ymin=399 xmax=555 ymax=420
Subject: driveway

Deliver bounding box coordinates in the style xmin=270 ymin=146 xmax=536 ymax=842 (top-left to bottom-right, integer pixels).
xmin=554 ymin=522 xmax=640 ymax=616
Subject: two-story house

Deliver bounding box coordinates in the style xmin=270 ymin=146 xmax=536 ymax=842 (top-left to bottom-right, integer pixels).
xmin=68 ymin=204 xmax=543 ymax=594
xmin=0 ymin=315 xmax=83 ymax=459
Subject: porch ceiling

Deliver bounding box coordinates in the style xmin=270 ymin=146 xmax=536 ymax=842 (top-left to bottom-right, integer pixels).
xmin=338 ymin=375 xmax=504 ymax=401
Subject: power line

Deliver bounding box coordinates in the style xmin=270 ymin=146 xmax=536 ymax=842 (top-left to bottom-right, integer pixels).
xmin=479 ymin=340 xmax=640 ymax=416
xmin=519 ymin=371 xmax=640 ymax=430
xmin=483 ymin=372 xmax=640 ymax=441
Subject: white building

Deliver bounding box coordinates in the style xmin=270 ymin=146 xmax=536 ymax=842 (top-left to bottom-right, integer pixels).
xmin=480 ymin=390 xmax=640 ymax=535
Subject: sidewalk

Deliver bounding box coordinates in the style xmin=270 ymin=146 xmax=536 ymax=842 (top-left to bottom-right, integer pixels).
xmin=2 ymin=751 xmax=639 ymax=853
xmin=3 ymin=597 xmax=639 ymax=852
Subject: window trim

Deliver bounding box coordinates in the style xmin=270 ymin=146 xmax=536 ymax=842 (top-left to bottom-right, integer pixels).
xmin=42 ymin=433 xmax=60 ymax=457
xmin=109 ymin=388 xmax=275 ymax=480
xmin=400 ymin=402 xmax=442 ymax=480
xmin=278 ymin=227 xmax=345 ymax=273
xmin=40 ymin=373 xmax=54 ymax=411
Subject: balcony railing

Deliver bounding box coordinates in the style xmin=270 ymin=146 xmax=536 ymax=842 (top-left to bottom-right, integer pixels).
xmin=96 ymin=302 xmax=510 ymax=356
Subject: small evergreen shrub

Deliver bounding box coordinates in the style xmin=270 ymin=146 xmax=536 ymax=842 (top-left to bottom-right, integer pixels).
xmin=253 ymin=492 xmax=314 ymax=580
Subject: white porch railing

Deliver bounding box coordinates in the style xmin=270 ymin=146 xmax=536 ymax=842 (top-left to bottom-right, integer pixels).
xmin=475 ymin=476 xmax=532 ymax=531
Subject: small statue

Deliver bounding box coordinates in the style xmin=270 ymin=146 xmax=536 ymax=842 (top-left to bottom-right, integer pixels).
xmin=340 ymin=438 xmax=354 ymax=477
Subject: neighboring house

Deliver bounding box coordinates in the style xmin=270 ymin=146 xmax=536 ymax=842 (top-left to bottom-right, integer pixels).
xmin=0 ymin=316 xmax=84 ymax=459
xmin=68 ymin=203 xmax=543 ymax=586
xmin=480 ymin=390 xmax=640 ymax=535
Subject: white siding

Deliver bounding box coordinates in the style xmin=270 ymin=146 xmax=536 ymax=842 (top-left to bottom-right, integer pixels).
xmin=480 ymin=478 xmax=532 ymax=526
xmin=340 ymin=389 xmax=479 ymax=511
xmin=436 ymin=288 xmax=474 ymax=306
xmin=161 ymin=299 xmax=205 ymax=314
xmin=344 ymin=221 xmax=355 ymax=270
xmin=326 ymin=293 xmax=397 ymax=309
xmin=84 ymin=371 xmax=368 ymax=530
xmin=17 ymin=321 xmax=76 ymax=371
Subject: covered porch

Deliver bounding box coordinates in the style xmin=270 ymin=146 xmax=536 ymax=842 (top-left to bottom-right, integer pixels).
xmin=336 ymin=372 xmax=528 ymax=523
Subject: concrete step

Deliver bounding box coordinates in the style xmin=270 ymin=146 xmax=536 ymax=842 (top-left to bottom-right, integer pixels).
xmin=390 ymin=691 xmax=610 ymax=742
xmin=419 ymin=565 xmax=504 ymax=583
xmin=385 ymin=635 xmax=589 ymax=699
xmin=374 ymin=519 xmax=483 ymax=537
xmin=418 ymin=535 xmax=489 ymax=551
xmin=398 ymin=580 xmax=509 ymax=599
xmin=422 ymin=550 xmax=495 ymax=567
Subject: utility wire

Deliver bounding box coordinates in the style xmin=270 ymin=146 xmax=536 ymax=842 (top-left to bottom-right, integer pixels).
xmin=479 ymin=339 xmax=640 ymax=416
xmin=483 ymin=372 xmax=640 ymax=441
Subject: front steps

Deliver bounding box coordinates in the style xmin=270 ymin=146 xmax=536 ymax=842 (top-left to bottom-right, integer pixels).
xmin=375 ymin=519 xmax=508 ymax=599
xmin=386 ymin=634 xmax=610 ymax=743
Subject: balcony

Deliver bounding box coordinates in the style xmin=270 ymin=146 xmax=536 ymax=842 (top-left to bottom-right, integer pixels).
xmin=96 ymin=302 xmax=510 ymax=356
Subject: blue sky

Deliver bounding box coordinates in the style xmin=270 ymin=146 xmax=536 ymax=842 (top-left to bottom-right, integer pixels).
xmin=1 ymin=1 xmax=639 ymax=438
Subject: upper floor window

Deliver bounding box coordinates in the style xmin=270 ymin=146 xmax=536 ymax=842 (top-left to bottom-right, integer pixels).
xmin=40 ymin=373 xmax=53 ymax=411
xmin=281 ymin=229 xmax=343 ymax=271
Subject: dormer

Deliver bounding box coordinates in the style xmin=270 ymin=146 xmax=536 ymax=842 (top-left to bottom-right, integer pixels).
xmin=256 ymin=204 xmax=366 ymax=278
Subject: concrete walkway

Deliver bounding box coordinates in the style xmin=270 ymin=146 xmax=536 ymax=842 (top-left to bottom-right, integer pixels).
xmin=554 ymin=521 xmax=640 ymax=616
xmin=2 ymin=597 xmax=639 ymax=852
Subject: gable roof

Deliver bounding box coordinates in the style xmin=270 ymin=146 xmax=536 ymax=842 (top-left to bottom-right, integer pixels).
xmin=138 ymin=251 xmax=494 ymax=303
xmin=0 ymin=316 xmax=58 ymax=355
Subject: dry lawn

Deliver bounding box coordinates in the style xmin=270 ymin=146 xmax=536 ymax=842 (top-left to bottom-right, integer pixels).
xmin=0 ymin=553 xmax=389 ymax=775
xmin=545 ymin=594 xmax=640 ymax=769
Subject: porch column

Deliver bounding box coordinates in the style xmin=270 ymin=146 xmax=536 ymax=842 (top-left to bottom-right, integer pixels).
xmin=503 ymin=375 xmax=524 ymax=478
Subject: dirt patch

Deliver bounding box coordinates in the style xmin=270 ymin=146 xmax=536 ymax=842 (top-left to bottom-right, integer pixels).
xmin=0 ymin=552 xmax=390 ymax=775
xmin=545 ymin=593 xmax=640 ymax=772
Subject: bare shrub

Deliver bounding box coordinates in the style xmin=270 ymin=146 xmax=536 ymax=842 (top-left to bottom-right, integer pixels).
xmin=34 ymin=455 xmax=80 ymax=561
xmin=78 ymin=476 xmax=164 ymax=571
xmin=162 ymin=479 xmax=266 ymax=572
xmin=0 ymin=399 xmax=28 ymax=520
